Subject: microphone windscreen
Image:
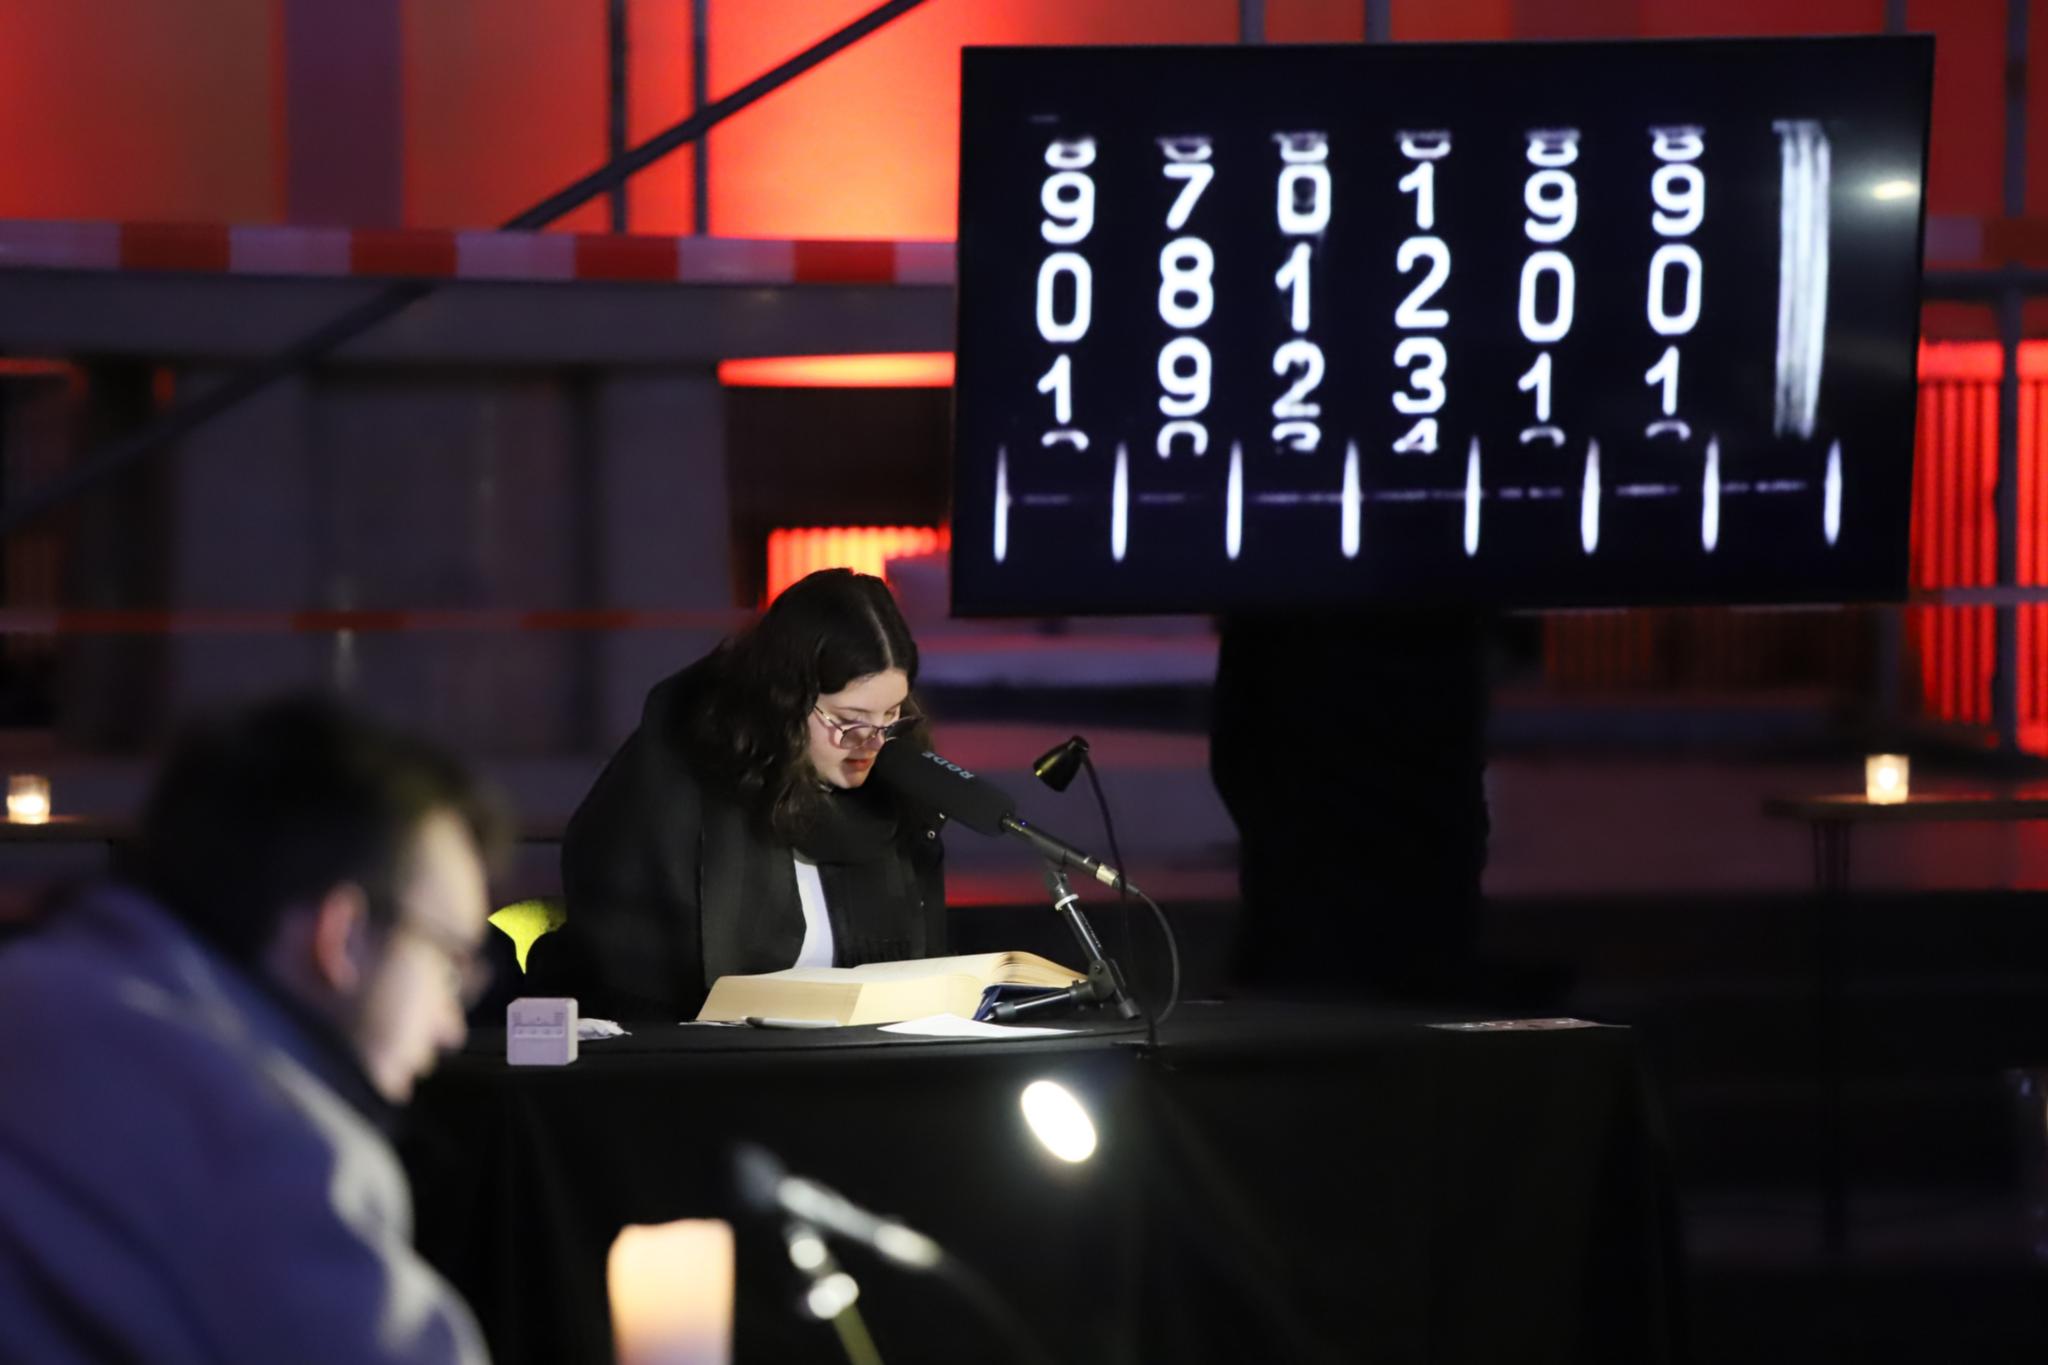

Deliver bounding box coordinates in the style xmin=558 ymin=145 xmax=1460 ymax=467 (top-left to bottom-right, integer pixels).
xmin=733 ymin=1142 xmax=784 ymax=1214
xmin=870 ymin=743 xmax=1016 ymax=836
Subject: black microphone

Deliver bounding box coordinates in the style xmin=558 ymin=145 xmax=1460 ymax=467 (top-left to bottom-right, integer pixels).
xmin=871 ymin=743 xmax=1139 ymax=894
xmin=734 ymin=1143 xmax=942 ymax=1270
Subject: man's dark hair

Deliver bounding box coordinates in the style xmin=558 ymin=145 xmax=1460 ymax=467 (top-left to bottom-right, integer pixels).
xmin=128 ymin=695 xmax=509 ymax=963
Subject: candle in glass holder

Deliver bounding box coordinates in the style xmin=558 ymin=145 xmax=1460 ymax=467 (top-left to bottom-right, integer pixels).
xmin=1865 ymin=754 xmax=1910 ymax=805
xmin=6 ymin=774 xmax=50 ymax=824
xmin=609 ymin=1219 xmax=734 ymax=1365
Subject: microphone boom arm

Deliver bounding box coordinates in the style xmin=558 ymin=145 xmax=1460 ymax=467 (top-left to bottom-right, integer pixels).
xmin=999 ymin=815 xmax=1139 ymax=896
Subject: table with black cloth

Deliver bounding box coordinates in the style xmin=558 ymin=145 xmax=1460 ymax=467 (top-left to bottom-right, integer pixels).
xmin=402 ymin=1001 xmax=1684 ymax=1365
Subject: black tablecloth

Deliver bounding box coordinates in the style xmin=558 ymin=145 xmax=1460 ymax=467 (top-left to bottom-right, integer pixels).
xmin=402 ymin=1001 xmax=1683 ymax=1364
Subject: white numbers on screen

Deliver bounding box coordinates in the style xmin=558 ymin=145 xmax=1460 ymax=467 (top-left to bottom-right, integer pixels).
xmin=1651 ymin=164 xmax=1704 ymax=237
xmin=1157 ymin=336 xmax=1213 ymax=418
xmin=1516 ymin=352 xmax=1553 ymax=422
xmin=1392 ymin=419 xmax=1439 ymax=454
xmin=1517 ymin=252 xmax=1576 ymax=344
xmin=1034 ymin=137 xmax=1096 ymax=450
xmin=1398 ymin=160 xmax=1435 ymax=231
xmin=1045 ymin=138 xmax=1095 ymax=169
xmin=1644 ymin=345 xmax=1679 ymax=415
xmin=1393 ymin=338 xmax=1447 ymax=415
xmin=1525 ymin=128 xmax=1580 ymax=168
xmin=1036 ymin=354 xmax=1073 ymax=424
xmin=1158 ymin=420 xmax=1209 ymax=458
xmin=1039 ymin=173 xmax=1095 ymax=245
xmin=1390 ymin=133 xmax=1451 ymax=454
xmin=1522 ymin=170 xmax=1577 ymax=244
xmin=1273 ymin=340 xmax=1325 ymax=418
xmin=1278 ymin=165 xmax=1332 ymax=235
xmin=1271 ymin=132 xmax=1330 ymax=452
xmin=1516 ymin=129 xmax=1579 ymax=445
xmin=1162 ymin=137 xmax=1214 ymax=231
xmin=1647 ymin=243 xmax=1702 ymax=336
xmin=1399 ymin=130 xmax=1451 ymax=161
xmin=1275 ymin=243 xmax=1312 ymax=332
xmin=1155 ymin=136 xmax=1216 ymax=458
xmin=1643 ymin=127 xmax=1704 ymax=437
xmin=1394 ymin=237 xmax=1451 ymax=329
xmin=1650 ymin=127 xmax=1703 ymax=163
xmin=1159 ymin=238 xmax=1216 ymax=329
xmin=1036 ymin=252 xmax=1093 ymax=344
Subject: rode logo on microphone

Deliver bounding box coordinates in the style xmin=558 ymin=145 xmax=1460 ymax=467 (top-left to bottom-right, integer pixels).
xmin=919 ymin=750 xmax=978 ymax=782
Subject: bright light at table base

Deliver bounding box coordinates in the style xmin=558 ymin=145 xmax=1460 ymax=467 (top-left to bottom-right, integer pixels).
xmin=609 ymin=1219 xmax=734 ymax=1365
xmin=1021 ymin=1079 xmax=1098 ymax=1163
xmin=1865 ymin=753 xmax=1910 ymax=805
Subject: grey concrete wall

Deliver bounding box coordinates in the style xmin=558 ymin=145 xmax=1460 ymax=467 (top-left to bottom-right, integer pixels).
xmin=592 ymin=369 xmax=731 ymax=745
xmin=165 ymin=369 xmax=326 ymax=723
xmin=157 ymin=364 xmax=734 ymax=757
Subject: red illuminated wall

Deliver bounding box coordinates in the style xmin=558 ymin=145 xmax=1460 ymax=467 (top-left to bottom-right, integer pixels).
xmin=0 ymin=0 xmax=279 ymax=223
xmin=766 ymin=525 xmax=950 ymax=602
xmin=699 ymin=0 xmax=1236 ymax=240
xmin=0 ymin=0 xmax=2033 ymax=240
xmin=403 ymin=0 xmax=611 ymax=232
xmin=1908 ymin=342 xmax=2048 ymax=752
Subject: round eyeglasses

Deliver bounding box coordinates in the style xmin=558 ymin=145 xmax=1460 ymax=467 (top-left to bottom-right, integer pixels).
xmin=813 ymin=707 xmax=920 ymax=750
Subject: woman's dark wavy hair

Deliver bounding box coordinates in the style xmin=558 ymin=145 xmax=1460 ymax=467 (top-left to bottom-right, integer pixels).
xmin=686 ymin=568 xmax=928 ymax=843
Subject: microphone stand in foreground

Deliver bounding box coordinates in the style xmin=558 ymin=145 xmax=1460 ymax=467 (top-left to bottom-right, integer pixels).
xmin=989 ymin=864 xmax=1141 ymax=1022
xmin=736 ymin=1143 xmax=1054 ymax=1365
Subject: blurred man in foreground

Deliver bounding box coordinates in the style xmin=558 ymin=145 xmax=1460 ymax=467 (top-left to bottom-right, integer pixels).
xmin=0 ymin=696 xmax=504 ymax=1363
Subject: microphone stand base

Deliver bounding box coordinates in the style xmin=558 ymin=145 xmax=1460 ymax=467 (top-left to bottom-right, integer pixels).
xmin=994 ymin=865 xmax=1143 ymax=1022
xmin=987 ymin=961 xmax=1128 ymax=1023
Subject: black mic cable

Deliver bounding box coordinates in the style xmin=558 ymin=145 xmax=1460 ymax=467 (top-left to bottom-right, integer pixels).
xmin=1032 ymin=736 xmax=1182 ymax=1025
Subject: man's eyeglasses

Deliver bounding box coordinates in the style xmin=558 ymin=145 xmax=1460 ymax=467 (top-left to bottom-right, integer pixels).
xmin=812 ymin=707 xmax=920 ymax=750
xmin=392 ymin=918 xmax=494 ymax=1009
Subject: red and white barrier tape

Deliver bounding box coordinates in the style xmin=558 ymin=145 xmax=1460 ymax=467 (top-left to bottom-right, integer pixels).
xmin=0 ymin=221 xmax=955 ymax=287
xmin=0 ymin=608 xmax=755 ymax=636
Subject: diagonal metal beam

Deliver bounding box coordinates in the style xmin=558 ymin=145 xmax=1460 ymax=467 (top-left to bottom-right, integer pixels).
xmin=0 ymin=0 xmax=928 ymax=541
xmin=608 ymin=0 xmax=629 ymax=232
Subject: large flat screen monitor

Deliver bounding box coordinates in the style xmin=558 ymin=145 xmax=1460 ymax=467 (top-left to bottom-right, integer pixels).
xmin=952 ymin=37 xmax=1932 ymax=615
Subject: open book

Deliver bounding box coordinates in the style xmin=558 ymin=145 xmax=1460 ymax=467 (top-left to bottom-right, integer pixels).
xmin=696 ymin=951 xmax=1084 ymax=1026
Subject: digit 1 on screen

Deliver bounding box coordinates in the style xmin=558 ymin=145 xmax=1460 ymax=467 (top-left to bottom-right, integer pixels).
xmin=1036 ymin=136 xmax=1096 ymax=452
xmin=1515 ymin=128 xmax=1578 ymax=450
xmin=1390 ymin=130 xmax=1450 ymax=456
xmin=1272 ymin=132 xmax=1329 ymax=454
xmin=1157 ymin=137 xmax=1215 ymax=459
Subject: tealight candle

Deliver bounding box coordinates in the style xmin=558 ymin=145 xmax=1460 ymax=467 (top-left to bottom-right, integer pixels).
xmin=6 ymin=774 xmax=50 ymax=824
xmin=609 ymin=1219 xmax=734 ymax=1365
xmin=1864 ymin=754 xmax=1910 ymax=805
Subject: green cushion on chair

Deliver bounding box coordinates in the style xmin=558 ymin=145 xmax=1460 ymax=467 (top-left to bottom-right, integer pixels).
xmin=488 ymin=899 xmax=566 ymax=973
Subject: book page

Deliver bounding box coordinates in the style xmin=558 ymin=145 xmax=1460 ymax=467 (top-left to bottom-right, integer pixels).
xmin=741 ymin=953 xmax=1080 ymax=987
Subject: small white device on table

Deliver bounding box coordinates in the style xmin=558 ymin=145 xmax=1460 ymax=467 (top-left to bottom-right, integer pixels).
xmin=507 ymin=997 xmax=578 ymax=1066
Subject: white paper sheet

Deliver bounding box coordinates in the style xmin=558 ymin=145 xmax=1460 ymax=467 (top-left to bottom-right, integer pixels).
xmin=878 ymin=1013 xmax=1074 ymax=1039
